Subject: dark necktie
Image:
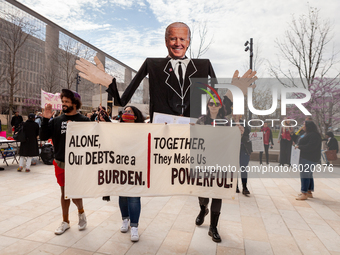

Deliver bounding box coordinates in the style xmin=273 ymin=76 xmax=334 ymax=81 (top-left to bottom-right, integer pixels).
xmin=178 ymin=62 xmax=184 ymax=86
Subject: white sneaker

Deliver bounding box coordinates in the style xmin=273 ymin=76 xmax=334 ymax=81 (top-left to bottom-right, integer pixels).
xmin=55 ymin=221 xmax=70 ymax=235
xmin=131 ymin=227 xmax=139 ymax=242
xmin=120 ymin=219 xmax=129 ymax=233
xmin=78 ymin=213 xmax=87 ymax=231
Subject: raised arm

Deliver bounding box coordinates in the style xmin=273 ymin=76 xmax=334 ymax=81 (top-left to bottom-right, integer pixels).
xmin=225 ymin=69 xmax=257 ymax=102
xmin=75 ymin=56 xmax=113 ymax=87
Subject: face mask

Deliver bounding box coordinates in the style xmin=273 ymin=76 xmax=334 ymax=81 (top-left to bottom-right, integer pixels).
xmin=122 ymin=113 xmax=135 ymax=122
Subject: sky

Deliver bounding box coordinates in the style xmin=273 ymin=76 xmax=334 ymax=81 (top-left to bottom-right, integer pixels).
xmin=12 ymin=0 xmax=340 ymax=78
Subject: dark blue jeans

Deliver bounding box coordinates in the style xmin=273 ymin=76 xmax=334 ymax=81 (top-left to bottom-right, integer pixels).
xmin=240 ymin=148 xmax=250 ymax=184
xmin=119 ymin=196 xmax=141 ymax=227
xmin=299 ymin=158 xmax=315 ymax=193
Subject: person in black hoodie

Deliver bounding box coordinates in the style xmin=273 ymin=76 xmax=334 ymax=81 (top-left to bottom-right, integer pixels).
xmin=294 ymin=121 xmax=321 ymax=200
xmin=40 ymin=89 xmax=90 ymax=235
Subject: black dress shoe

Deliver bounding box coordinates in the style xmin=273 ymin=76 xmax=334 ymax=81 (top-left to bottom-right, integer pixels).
xmin=236 ymin=186 xmax=240 ymax=193
xmin=196 ymin=205 xmax=209 ymax=226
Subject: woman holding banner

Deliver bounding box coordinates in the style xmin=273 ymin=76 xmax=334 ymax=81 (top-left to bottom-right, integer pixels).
xmin=294 ymin=121 xmax=321 ymax=200
xmin=119 ymin=106 xmax=145 ymax=242
xmin=195 ymin=96 xmax=227 ymax=243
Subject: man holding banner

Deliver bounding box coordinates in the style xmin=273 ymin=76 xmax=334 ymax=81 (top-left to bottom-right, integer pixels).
xmin=40 ymin=89 xmax=90 ymax=235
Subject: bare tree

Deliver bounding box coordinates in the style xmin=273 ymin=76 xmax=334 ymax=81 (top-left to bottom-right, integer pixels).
xmin=269 ymin=5 xmax=339 ymax=88
xmin=250 ymin=87 xmax=281 ymax=122
xmin=0 ymin=10 xmax=39 ymax=133
xmin=40 ymin=48 xmax=60 ymax=93
xmin=58 ymin=35 xmax=96 ymax=90
xmin=188 ymin=20 xmax=214 ymax=59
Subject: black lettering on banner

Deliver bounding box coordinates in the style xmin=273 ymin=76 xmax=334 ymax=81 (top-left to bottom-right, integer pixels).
xmin=203 ymin=171 xmax=210 ymax=187
xmin=110 ymin=151 xmax=115 ymax=163
xmin=120 ymin=171 xmax=127 ymax=184
xmin=210 ymin=172 xmax=215 ymax=187
xmin=216 ymin=171 xmax=223 ymax=187
xmin=196 ymin=172 xmax=202 ymax=186
xmin=69 ymin=135 xmax=100 ymax=147
xmin=198 ymin=138 xmax=204 ymax=150
xmin=128 ymin=171 xmax=134 ymax=185
xmin=98 ymin=151 xmax=103 ymax=164
xmin=131 ymin=156 xmax=136 ymax=165
xmin=113 ymin=170 xmax=119 ymax=183
xmin=105 ymin=170 xmax=112 ymax=184
xmin=92 ymin=152 xmax=97 ymax=164
xmin=69 ymin=152 xmax=74 ymax=165
xmin=172 ymin=168 xmax=178 ymax=184
xmin=135 ymin=171 xmax=142 ymax=185
xmin=98 ymin=170 xmax=104 ymax=185
xmin=178 ymin=168 xmax=185 ymax=184
xmin=224 ymin=171 xmax=230 ymax=188
xmin=86 ymin=152 xmax=91 ymax=164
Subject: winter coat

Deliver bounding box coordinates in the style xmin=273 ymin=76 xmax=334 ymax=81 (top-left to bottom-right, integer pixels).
xmin=19 ymin=120 xmax=39 ymax=157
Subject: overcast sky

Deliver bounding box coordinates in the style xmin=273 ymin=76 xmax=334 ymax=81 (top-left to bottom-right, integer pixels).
xmin=14 ymin=0 xmax=340 ymax=78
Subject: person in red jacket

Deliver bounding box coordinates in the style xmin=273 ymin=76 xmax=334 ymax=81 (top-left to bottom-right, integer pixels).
xmin=259 ymin=122 xmax=274 ymax=165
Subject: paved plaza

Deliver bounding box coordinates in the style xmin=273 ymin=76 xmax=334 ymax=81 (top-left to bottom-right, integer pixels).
xmin=1 ymin=160 xmax=340 ymax=255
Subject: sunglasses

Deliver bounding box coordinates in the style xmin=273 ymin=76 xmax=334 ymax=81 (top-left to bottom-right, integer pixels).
xmin=123 ymin=110 xmax=133 ymax=114
xmin=208 ymin=102 xmax=221 ymax=107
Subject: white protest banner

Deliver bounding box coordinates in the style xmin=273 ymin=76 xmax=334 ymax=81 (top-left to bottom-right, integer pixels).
xmin=65 ymin=123 xmax=241 ymax=199
xmin=290 ymin=146 xmax=300 ymax=166
xmin=41 ymin=89 xmax=62 ymax=110
xmin=153 ymin=112 xmax=196 ymax=124
xmin=249 ymin=132 xmax=264 ymax=152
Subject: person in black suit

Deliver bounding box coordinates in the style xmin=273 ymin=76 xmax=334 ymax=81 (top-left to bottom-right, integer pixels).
xmin=75 ymin=22 xmax=257 ymax=242
xmin=76 ymin=22 xmax=257 ymax=120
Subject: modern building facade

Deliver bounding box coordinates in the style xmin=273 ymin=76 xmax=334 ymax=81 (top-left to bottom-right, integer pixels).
xmin=0 ymin=0 xmax=149 ymax=118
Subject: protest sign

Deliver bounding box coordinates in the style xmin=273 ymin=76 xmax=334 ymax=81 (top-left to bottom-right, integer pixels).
xmin=41 ymin=89 xmax=62 ymax=110
xmin=249 ymin=132 xmax=264 ymax=152
xmin=153 ymin=112 xmax=196 ymax=124
xmin=65 ymin=123 xmax=241 ymax=199
xmin=290 ymin=146 xmax=300 ymax=166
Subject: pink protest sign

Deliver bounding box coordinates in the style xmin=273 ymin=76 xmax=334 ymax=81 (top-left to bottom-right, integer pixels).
xmin=41 ymin=90 xmax=62 ymax=110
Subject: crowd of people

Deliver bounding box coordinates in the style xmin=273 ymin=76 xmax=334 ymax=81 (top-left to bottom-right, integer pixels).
xmin=4 ymin=21 xmax=338 ymax=245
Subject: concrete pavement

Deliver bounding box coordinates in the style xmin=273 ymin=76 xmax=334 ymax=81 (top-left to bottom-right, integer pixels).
xmin=1 ymin=159 xmax=340 ymax=255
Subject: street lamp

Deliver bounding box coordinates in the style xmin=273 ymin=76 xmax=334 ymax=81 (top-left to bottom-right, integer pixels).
xmin=75 ymin=73 xmax=81 ymax=92
xmin=244 ymin=38 xmax=253 ymax=120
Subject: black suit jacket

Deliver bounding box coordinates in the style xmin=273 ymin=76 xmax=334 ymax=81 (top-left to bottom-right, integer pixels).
xmin=106 ymin=58 xmax=216 ymax=121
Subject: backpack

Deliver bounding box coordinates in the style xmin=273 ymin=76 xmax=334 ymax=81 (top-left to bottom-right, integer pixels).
xmin=13 ymin=123 xmax=26 ymax=143
xmin=40 ymin=144 xmax=54 ymax=165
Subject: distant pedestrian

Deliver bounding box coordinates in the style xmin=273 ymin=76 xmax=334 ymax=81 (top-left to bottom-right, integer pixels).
xmin=323 ymin=131 xmax=339 ymax=164
xmin=11 ymin=111 xmax=23 ymax=132
xmin=278 ymin=119 xmax=294 ymax=166
xmin=35 ymin=112 xmax=43 ymax=128
xmin=295 ymin=121 xmax=321 ymax=200
xmin=17 ymin=114 xmax=39 ymax=172
xmin=260 ymin=122 xmax=274 ymax=165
